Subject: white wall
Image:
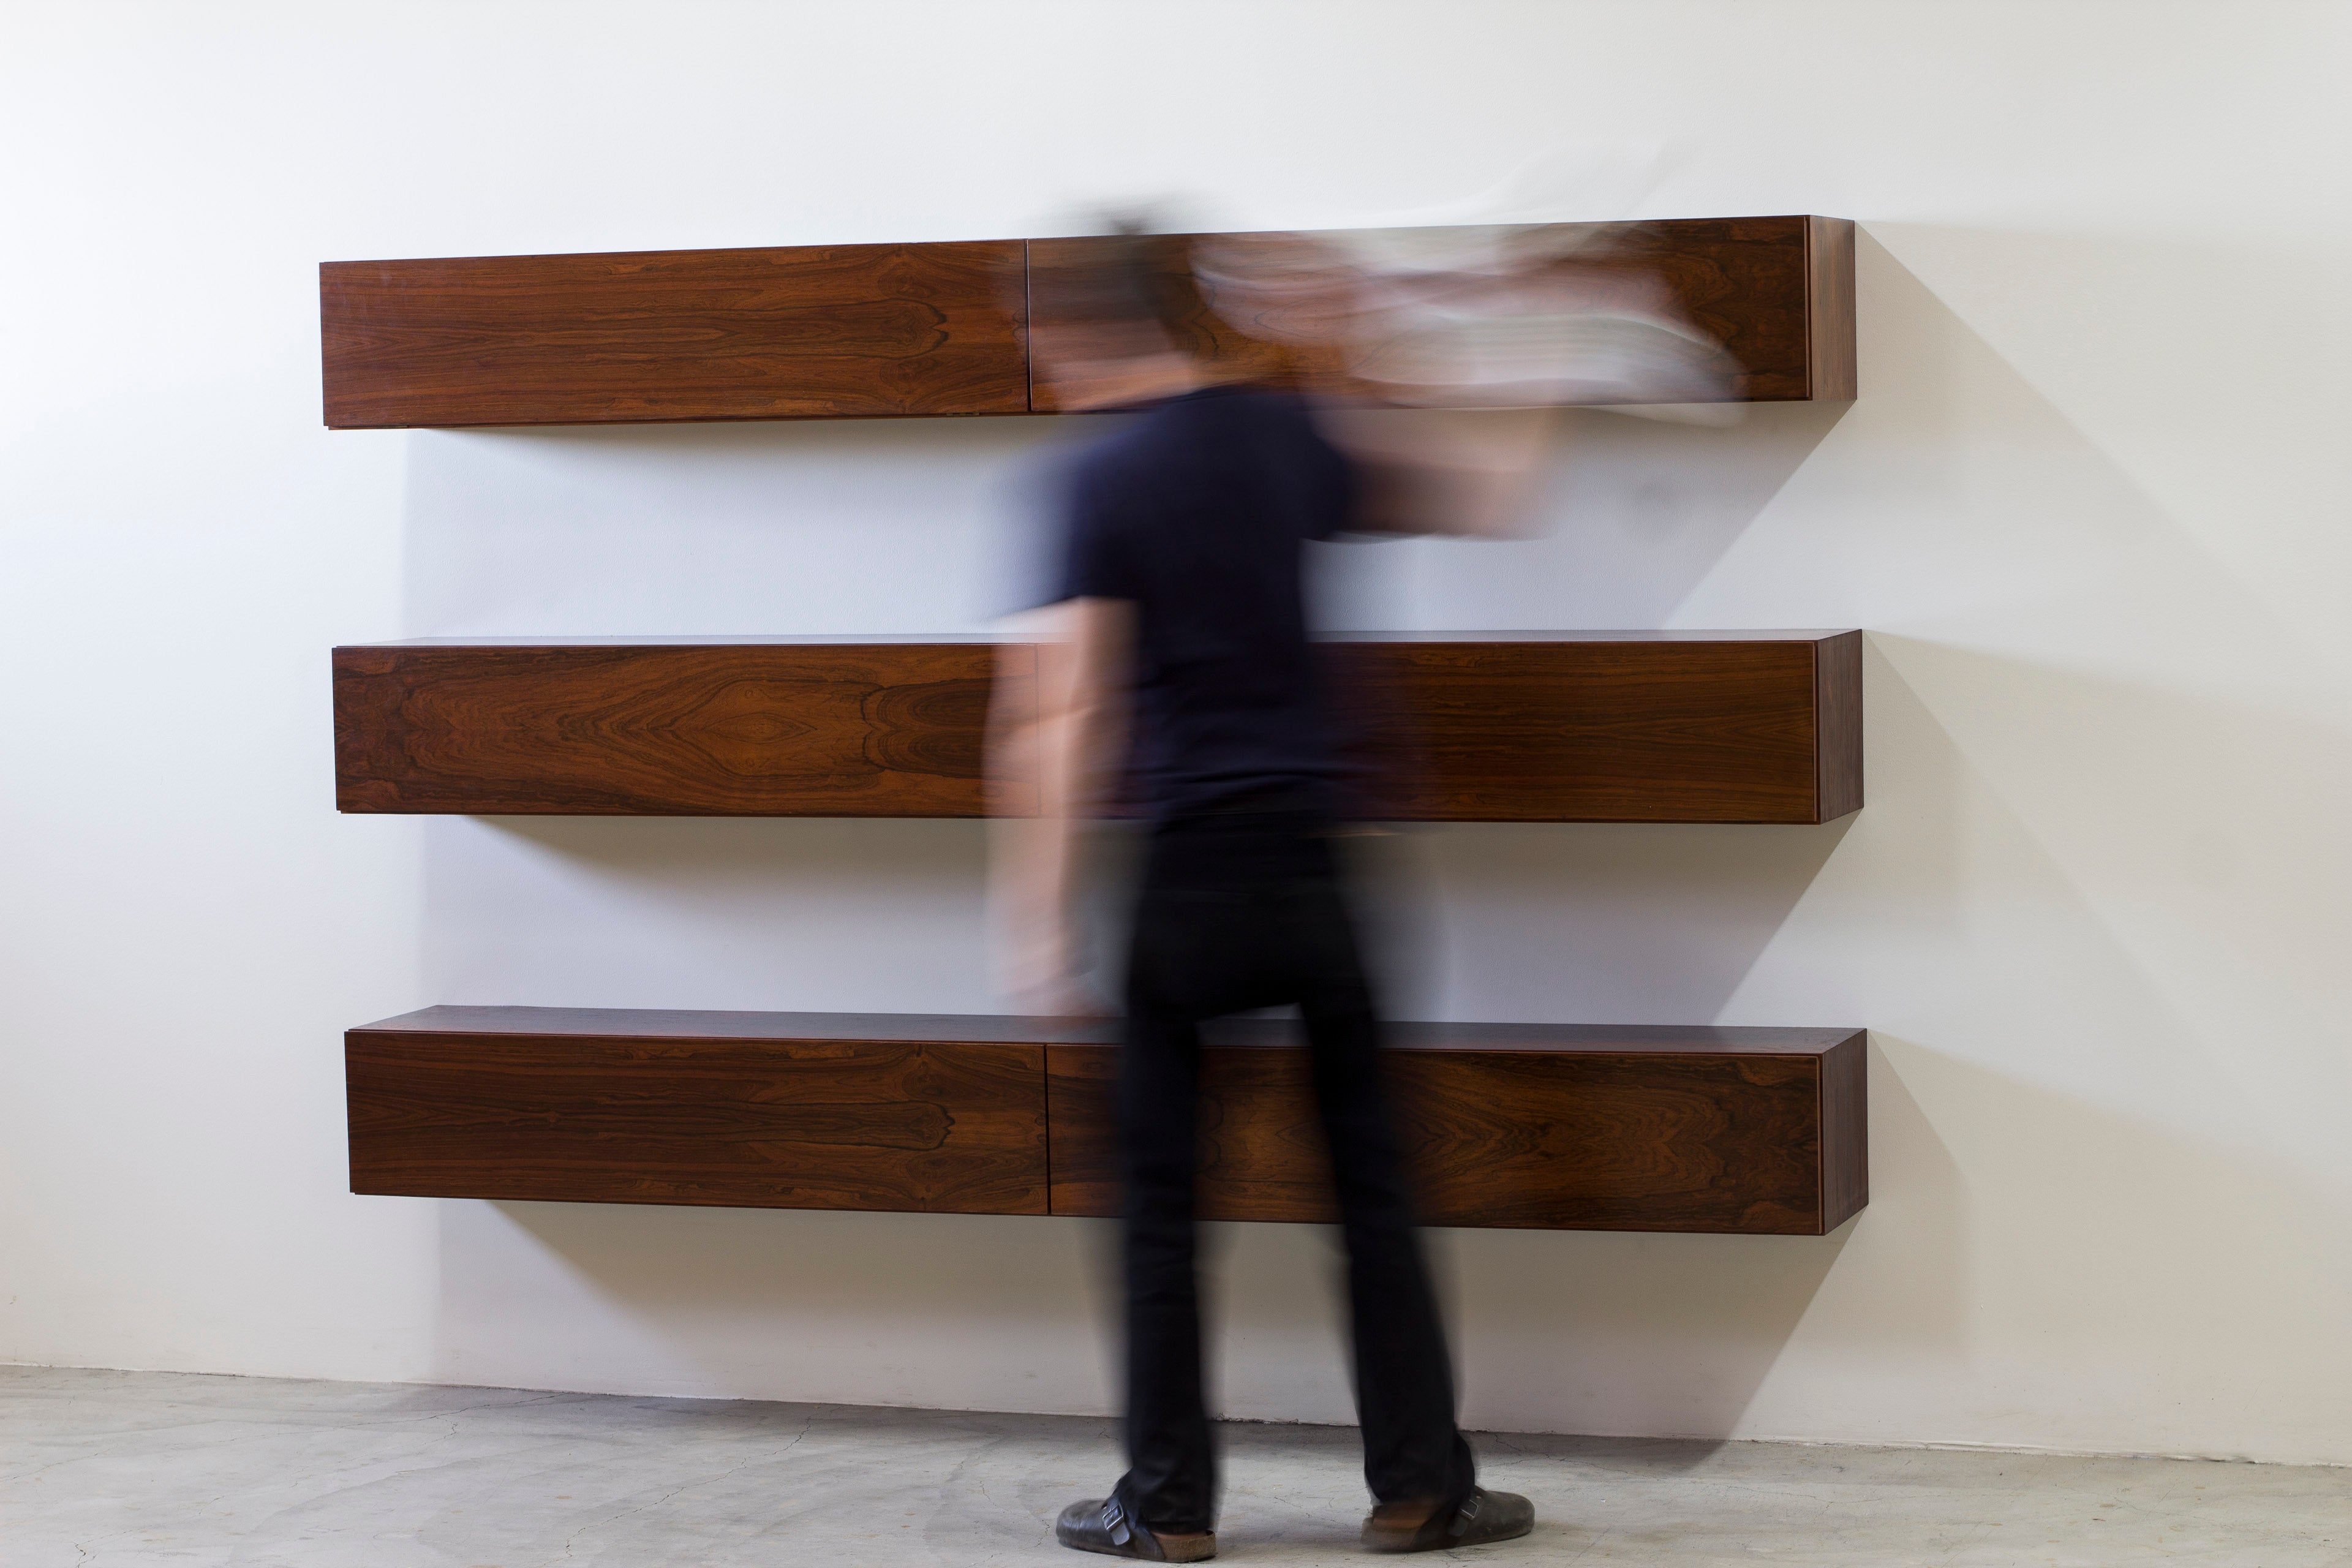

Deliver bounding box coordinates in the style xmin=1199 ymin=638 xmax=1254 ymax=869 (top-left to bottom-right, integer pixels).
xmin=6 ymin=1 xmax=2349 ymax=1466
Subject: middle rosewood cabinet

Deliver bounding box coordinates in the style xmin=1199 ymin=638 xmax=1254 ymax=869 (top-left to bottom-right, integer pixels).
xmin=333 ymin=631 xmax=1861 ymax=824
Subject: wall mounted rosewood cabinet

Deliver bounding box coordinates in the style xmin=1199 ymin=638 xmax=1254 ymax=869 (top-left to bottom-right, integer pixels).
xmin=320 ymin=243 xmax=1032 ymax=428
xmin=331 ymin=632 xmax=1861 ymax=824
xmin=320 ymin=216 xmax=1853 ymax=428
xmin=347 ymin=1009 xmax=1868 ymax=1235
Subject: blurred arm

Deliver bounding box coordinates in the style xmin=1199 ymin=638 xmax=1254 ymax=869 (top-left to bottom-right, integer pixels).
xmin=987 ymin=597 xmax=1135 ymax=1016
xmin=1317 ymin=404 xmax=1561 ymax=538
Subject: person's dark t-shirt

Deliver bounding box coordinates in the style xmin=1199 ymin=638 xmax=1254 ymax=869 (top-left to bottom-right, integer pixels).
xmin=1054 ymin=384 xmax=1355 ymax=823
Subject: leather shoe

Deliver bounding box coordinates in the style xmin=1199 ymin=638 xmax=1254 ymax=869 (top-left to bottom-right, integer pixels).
xmin=1055 ymin=1496 xmax=1217 ymax=1561
xmin=1361 ymin=1487 xmax=1535 ymax=1552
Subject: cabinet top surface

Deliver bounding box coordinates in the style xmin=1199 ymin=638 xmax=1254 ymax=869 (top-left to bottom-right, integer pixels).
xmin=339 ymin=630 xmax=1860 ymax=650
xmin=354 ymin=1006 xmax=1862 ymax=1056
xmin=321 ymin=216 xmax=1845 ymax=271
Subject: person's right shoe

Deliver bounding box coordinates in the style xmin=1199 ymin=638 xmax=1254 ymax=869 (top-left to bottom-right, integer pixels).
xmin=1360 ymin=1488 xmax=1536 ymax=1553
xmin=1055 ymin=1496 xmax=1218 ymax=1562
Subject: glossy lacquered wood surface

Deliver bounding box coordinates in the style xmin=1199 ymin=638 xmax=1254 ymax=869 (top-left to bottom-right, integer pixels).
xmin=346 ymin=1011 xmax=1049 ymax=1215
xmin=321 ymin=241 xmax=1031 ymax=428
xmin=333 ymin=641 xmax=1024 ymax=816
xmin=345 ymin=1009 xmax=1864 ymax=1234
xmin=1046 ymin=1029 xmax=1864 ymax=1234
xmin=333 ymin=633 xmax=1860 ymax=823
xmin=322 ymin=218 xmax=1852 ymax=428
xmin=1348 ymin=632 xmax=1860 ymax=822
xmin=1806 ymin=217 xmax=1858 ymax=401
xmin=1812 ymin=628 xmax=1864 ymax=821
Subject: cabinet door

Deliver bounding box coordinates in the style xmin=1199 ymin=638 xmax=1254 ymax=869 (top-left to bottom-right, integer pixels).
xmin=1046 ymin=1038 xmax=1853 ymax=1234
xmin=347 ymin=1028 xmax=1049 ymax=1216
xmin=323 ymin=241 xmax=1031 ymax=428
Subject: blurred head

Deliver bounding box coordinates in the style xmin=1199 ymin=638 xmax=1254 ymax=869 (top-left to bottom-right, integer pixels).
xmin=1031 ymin=223 xmax=1226 ymax=411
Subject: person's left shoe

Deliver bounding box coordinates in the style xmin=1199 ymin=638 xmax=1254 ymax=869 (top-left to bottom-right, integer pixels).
xmin=1362 ymin=1487 xmax=1536 ymax=1553
xmin=1055 ymin=1496 xmax=1218 ymax=1561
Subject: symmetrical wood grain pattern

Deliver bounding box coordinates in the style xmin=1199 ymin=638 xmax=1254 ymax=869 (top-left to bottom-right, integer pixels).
xmin=345 ymin=1009 xmax=1866 ymax=1234
xmin=346 ymin=1008 xmax=1050 ymax=1214
xmin=321 ymin=242 xmax=1031 ymax=428
xmin=1028 ymin=216 xmax=1855 ymax=412
xmin=1046 ymin=1022 xmax=1865 ymax=1235
xmin=322 ymin=218 xmax=1852 ymax=428
xmin=333 ymin=639 xmax=1025 ymax=816
xmin=1344 ymin=631 xmax=1861 ymax=823
xmin=333 ymin=633 xmax=1860 ymax=823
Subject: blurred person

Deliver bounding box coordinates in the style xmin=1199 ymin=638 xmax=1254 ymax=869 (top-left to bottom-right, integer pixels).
xmin=989 ymin=228 xmax=1545 ymax=1559
xmin=1191 ymin=221 xmax=1734 ymax=415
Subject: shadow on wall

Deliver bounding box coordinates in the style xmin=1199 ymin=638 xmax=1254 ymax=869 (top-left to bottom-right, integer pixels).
xmin=1442 ymin=1031 xmax=1947 ymax=1443
xmin=1389 ymin=396 xmax=1852 ymax=631
xmin=1871 ymin=631 xmax=2352 ymax=1156
xmin=398 ymin=413 xmax=1073 ymax=638
xmin=1311 ymin=398 xmax=1850 ymax=632
xmin=1446 ymin=1028 xmax=2352 ymax=1455
xmin=426 ymin=1201 xmax=1114 ymax=1412
xmin=1834 ymin=228 xmax=2352 ymax=1166
xmin=397 ymin=377 xmax=1855 ymax=644
xmin=1791 ymin=1038 xmax=2352 ymax=1457
xmin=1377 ymin=818 xmax=1854 ymax=1025
xmin=421 ymin=815 xmax=995 ymax=1013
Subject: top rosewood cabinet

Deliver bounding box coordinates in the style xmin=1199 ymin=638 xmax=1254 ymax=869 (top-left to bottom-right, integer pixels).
xmin=321 ymin=218 xmax=1853 ymax=430
xmin=320 ymin=241 xmax=1032 ymax=428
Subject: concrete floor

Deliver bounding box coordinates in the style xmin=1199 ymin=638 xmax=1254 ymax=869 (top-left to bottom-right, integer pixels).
xmin=2 ymin=1368 xmax=2344 ymax=1567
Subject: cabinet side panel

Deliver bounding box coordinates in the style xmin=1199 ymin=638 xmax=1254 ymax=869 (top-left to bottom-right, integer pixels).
xmin=1806 ymin=217 xmax=1858 ymax=400
xmin=1813 ymin=630 xmax=1864 ymax=821
xmin=1818 ymin=1031 xmax=1871 ymax=1230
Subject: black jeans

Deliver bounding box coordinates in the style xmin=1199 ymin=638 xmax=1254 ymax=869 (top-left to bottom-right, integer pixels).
xmin=1112 ymin=811 xmax=1476 ymax=1534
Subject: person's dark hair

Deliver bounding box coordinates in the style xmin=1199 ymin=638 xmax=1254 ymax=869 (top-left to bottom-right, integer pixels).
xmin=1065 ymin=217 xmax=1213 ymax=357
xmin=1114 ymin=223 xmax=1208 ymax=345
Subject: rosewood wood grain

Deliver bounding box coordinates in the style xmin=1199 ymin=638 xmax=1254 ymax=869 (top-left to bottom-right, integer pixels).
xmin=345 ymin=1008 xmax=1049 ymax=1214
xmin=1805 ymin=217 xmax=1858 ymax=400
xmin=332 ymin=633 xmax=1860 ymax=823
xmin=1046 ymin=1023 xmax=1864 ymax=1234
xmin=1818 ymin=1025 xmax=1869 ymax=1231
xmin=322 ymin=219 xmax=1853 ymax=428
xmin=1028 ymin=216 xmax=1845 ymax=412
xmin=1344 ymin=635 xmax=1857 ymax=823
xmin=321 ymin=241 xmax=1031 ymax=428
xmin=345 ymin=1011 xmax=1865 ymax=1233
xmin=1811 ymin=630 xmax=1864 ymax=823
xmin=333 ymin=640 xmax=1029 ymax=816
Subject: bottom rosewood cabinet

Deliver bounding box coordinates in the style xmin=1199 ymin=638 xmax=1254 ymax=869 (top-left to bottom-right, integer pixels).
xmin=347 ymin=1008 xmax=1866 ymax=1235
xmin=345 ymin=1008 xmax=1054 ymax=1215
